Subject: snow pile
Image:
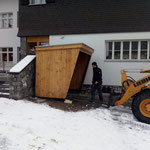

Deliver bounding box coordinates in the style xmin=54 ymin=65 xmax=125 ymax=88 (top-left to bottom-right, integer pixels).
xmin=0 ymin=98 xmax=150 ymax=150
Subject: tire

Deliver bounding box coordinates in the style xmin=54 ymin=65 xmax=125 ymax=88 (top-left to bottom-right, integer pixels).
xmin=132 ymin=90 xmax=150 ymax=124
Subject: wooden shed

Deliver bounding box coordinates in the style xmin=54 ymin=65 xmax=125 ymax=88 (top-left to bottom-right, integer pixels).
xmin=35 ymin=43 xmax=94 ymax=99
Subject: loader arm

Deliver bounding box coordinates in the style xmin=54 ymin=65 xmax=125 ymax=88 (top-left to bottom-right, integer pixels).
xmin=114 ymin=71 xmax=150 ymax=106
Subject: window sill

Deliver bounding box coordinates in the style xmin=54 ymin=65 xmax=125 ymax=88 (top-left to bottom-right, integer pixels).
xmin=104 ymin=59 xmax=150 ymax=62
xmin=0 ymin=27 xmax=13 ymax=29
xmin=29 ymin=3 xmax=46 ymax=6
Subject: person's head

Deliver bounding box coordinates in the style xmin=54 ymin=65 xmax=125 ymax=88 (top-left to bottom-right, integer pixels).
xmin=92 ymin=62 xmax=97 ymax=68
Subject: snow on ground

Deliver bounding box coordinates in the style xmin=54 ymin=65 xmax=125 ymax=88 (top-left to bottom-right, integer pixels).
xmin=0 ymin=98 xmax=150 ymax=150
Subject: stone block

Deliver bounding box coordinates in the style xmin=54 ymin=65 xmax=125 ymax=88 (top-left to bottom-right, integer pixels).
xmin=9 ymin=58 xmax=36 ymax=100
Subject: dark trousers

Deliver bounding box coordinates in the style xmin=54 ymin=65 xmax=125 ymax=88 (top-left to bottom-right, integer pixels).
xmin=91 ymin=83 xmax=103 ymax=103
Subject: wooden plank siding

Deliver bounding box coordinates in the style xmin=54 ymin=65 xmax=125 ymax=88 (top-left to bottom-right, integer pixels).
xmin=69 ymin=52 xmax=91 ymax=90
xmin=35 ymin=44 xmax=94 ymax=99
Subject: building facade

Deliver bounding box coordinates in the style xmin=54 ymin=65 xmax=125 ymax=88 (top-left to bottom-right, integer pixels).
xmin=50 ymin=32 xmax=150 ymax=86
xmin=18 ymin=0 xmax=150 ymax=86
xmin=0 ymin=0 xmax=20 ymax=71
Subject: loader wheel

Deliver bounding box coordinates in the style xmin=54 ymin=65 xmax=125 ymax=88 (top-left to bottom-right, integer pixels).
xmin=132 ymin=90 xmax=150 ymax=124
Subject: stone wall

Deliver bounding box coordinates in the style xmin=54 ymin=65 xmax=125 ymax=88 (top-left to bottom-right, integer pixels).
xmin=9 ymin=59 xmax=35 ymax=100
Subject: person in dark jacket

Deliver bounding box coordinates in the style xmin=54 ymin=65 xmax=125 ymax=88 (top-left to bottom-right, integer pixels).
xmin=90 ymin=62 xmax=103 ymax=105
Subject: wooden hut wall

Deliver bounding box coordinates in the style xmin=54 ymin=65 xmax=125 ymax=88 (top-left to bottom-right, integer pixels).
xmin=69 ymin=52 xmax=91 ymax=90
xmin=36 ymin=48 xmax=79 ymax=99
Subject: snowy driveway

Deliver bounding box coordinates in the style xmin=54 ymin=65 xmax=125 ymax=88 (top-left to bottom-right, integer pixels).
xmin=0 ymin=98 xmax=150 ymax=150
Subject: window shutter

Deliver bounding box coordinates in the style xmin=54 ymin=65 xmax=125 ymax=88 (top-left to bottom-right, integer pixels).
xmin=20 ymin=0 xmax=29 ymax=5
xmin=46 ymin=0 xmax=55 ymax=3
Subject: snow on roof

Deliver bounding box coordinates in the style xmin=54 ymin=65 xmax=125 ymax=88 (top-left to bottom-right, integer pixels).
xmin=9 ymin=55 xmax=36 ymax=73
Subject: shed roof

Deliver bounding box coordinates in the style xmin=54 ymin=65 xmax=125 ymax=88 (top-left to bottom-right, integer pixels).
xmin=36 ymin=43 xmax=94 ymax=55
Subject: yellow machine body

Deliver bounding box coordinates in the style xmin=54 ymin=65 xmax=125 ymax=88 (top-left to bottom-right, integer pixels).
xmin=114 ymin=69 xmax=150 ymax=106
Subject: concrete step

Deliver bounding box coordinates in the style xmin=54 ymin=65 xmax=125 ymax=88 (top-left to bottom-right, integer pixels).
xmin=0 ymin=77 xmax=9 ymax=81
xmin=0 ymin=73 xmax=9 ymax=81
xmin=0 ymin=83 xmax=9 ymax=88
xmin=0 ymin=77 xmax=10 ymax=98
xmin=0 ymin=89 xmax=9 ymax=93
xmin=0 ymin=93 xmax=10 ymax=98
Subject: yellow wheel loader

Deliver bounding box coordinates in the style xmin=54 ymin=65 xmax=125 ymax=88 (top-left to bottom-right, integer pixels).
xmin=109 ymin=69 xmax=150 ymax=124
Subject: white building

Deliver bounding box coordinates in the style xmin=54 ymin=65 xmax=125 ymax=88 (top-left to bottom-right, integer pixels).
xmin=50 ymin=32 xmax=150 ymax=86
xmin=0 ymin=0 xmax=20 ymax=71
xmin=18 ymin=0 xmax=150 ymax=87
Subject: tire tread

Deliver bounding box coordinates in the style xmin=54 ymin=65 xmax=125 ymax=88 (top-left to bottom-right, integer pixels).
xmin=132 ymin=89 xmax=150 ymax=124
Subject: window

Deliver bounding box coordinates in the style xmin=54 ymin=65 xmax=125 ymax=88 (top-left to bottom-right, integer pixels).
xmin=141 ymin=41 xmax=148 ymax=59
xmin=39 ymin=42 xmax=49 ymax=46
xmin=114 ymin=42 xmax=121 ymax=59
xmin=30 ymin=0 xmax=46 ymax=5
xmin=0 ymin=48 xmax=13 ymax=62
xmin=131 ymin=41 xmax=138 ymax=59
xmin=106 ymin=40 xmax=150 ymax=61
xmin=123 ymin=42 xmax=129 ymax=59
xmin=106 ymin=42 xmax=112 ymax=59
xmin=0 ymin=13 xmax=13 ymax=29
xmin=28 ymin=42 xmax=37 ymax=55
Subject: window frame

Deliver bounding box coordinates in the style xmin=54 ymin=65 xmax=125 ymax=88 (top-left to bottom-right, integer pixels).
xmin=105 ymin=40 xmax=150 ymax=61
xmin=0 ymin=12 xmax=13 ymax=29
xmin=0 ymin=47 xmax=13 ymax=62
xmin=122 ymin=41 xmax=130 ymax=60
xmin=29 ymin=0 xmax=46 ymax=5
